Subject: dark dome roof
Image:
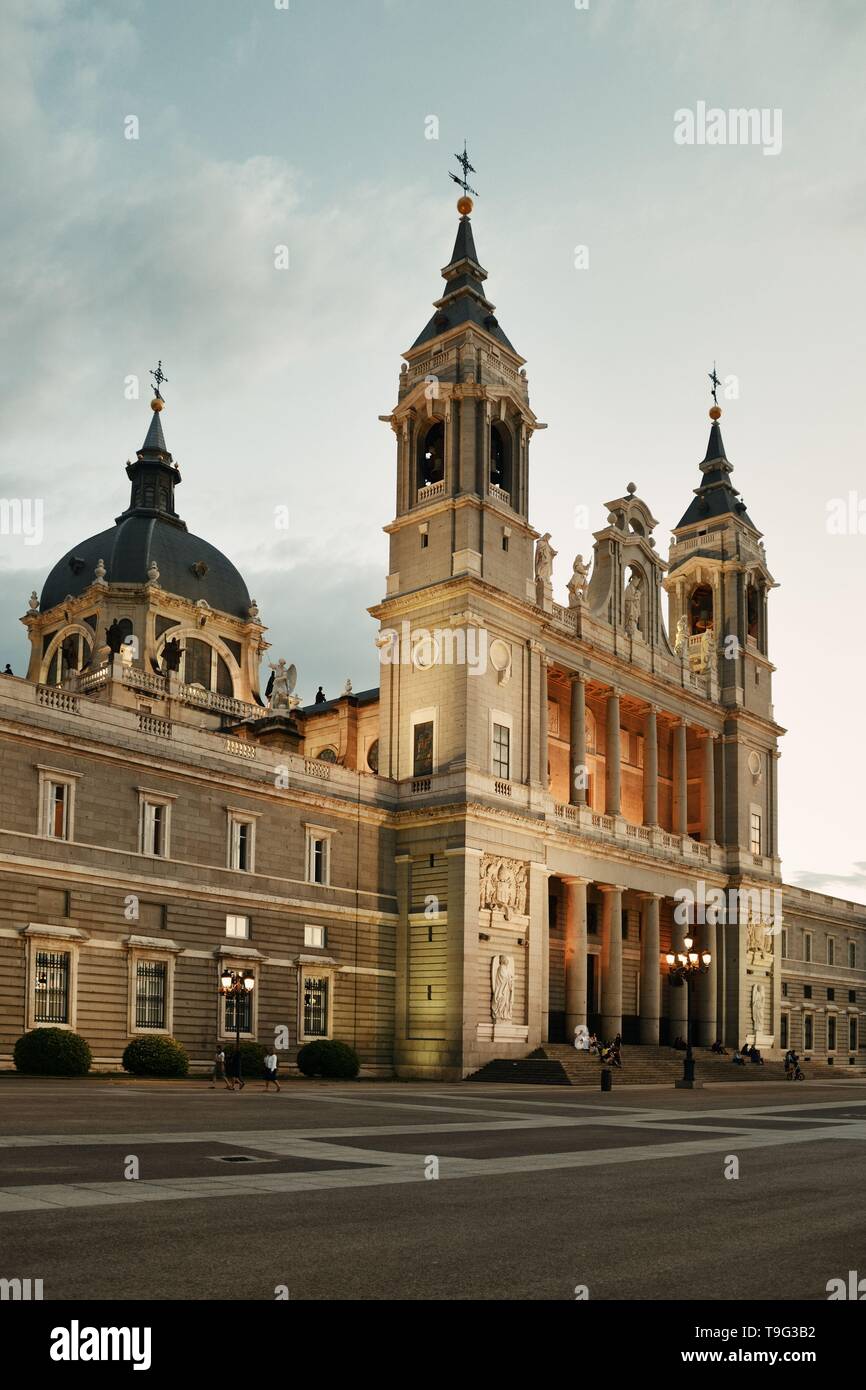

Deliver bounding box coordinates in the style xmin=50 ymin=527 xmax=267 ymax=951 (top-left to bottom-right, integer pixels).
xmin=40 ymin=401 xmax=252 ymax=620
xmin=40 ymin=515 xmax=252 ymax=618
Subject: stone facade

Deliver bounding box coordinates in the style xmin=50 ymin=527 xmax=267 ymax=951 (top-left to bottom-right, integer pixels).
xmin=0 ymin=202 xmax=863 ymax=1077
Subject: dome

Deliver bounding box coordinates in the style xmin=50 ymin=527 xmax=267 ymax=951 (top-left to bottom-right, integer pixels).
xmin=40 ymin=398 xmax=252 ymax=620
xmin=40 ymin=514 xmax=252 ymax=619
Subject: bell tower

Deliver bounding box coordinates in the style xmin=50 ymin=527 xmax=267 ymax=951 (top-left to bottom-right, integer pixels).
xmin=380 ymin=185 xmax=545 ymax=605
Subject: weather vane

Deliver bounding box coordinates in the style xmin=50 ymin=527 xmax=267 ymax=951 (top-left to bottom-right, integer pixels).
xmin=150 ymin=360 xmax=168 ymax=402
xmin=708 ymin=362 xmax=721 ymax=406
xmin=450 ymin=141 xmax=478 ymax=199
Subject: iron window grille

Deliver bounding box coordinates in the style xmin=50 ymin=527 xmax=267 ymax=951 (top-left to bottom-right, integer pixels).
xmin=34 ymin=949 xmax=70 ymax=1024
xmin=303 ymin=975 xmax=329 ymax=1038
xmin=135 ymin=960 xmax=167 ymax=1029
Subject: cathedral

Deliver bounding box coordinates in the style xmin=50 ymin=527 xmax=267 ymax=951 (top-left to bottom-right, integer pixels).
xmin=0 ymin=191 xmax=863 ymax=1079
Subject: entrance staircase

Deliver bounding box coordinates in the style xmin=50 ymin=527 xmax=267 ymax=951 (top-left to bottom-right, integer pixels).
xmin=467 ymin=1043 xmax=792 ymax=1087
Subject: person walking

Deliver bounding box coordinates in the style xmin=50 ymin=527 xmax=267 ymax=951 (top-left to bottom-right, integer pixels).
xmin=229 ymin=1047 xmax=245 ymax=1091
xmin=210 ymin=1047 xmax=231 ymax=1090
xmin=263 ymin=1049 xmax=281 ymax=1092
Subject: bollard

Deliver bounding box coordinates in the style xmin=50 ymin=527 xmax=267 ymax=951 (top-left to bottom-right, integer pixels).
xmin=600 ymin=1067 xmax=612 ymax=1092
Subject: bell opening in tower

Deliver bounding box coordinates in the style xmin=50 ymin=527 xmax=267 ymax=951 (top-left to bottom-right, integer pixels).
xmin=490 ymin=421 xmax=512 ymax=499
xmin=688 ymin=583 xmax=713 ymax=635
xmin=747 ymin=582 xmax=760 ymax=641
xmin=418 ymin=421 xmax=445 ymax=489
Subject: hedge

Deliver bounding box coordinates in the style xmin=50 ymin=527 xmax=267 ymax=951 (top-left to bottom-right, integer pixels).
xmin=13 ymin=1028 xmax=92 ymax=1076
xmin=122 ymin=1035 xmax=189 ymax=1078
xmin=296 ymin=1039 xmax=360 ymax=1080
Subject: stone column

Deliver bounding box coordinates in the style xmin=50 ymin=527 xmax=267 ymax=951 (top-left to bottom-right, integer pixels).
xmin=527 ymin=860 xmax=550 ymax=1049
xmin=696 ymin=930 xmax=718 ymax=1047
xmin=605 ymin=689 xmax=621 ymax=816
xmin=539 ymin=652 xmax=549 ymax=790
xmin=569 ymin=673 xmax=587 ymax=806
xmin=769 ymin=750 xmax=780 ymax=857
xmin=638 ymin=893 xmax=662 ymax=1044
xmin=599 ymin=884 xmax=623 ymax=1038
xmin=563 ymin=877 xmax=588 ymax=1036
xmin=702 ymin=733 xmax=716 ymax=843
xmin=444 ymin=847 xmax=483 ymax=1078
xmin=394 ymin=854 xmax=412 ymax=1054
xmin=673 ymin=720 xmax=688 ymax=836
xmin=643 ymin=705 xmax=659 ymax=826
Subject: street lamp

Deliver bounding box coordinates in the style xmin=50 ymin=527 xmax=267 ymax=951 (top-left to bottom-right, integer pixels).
xmin=219 ymin=967 xmax=255 ymax=1087
xmin=665 ymin=933 xmax=711 ymax=1089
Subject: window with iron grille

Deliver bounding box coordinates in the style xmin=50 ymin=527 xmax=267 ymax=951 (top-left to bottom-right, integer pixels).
xmin=303 ymin=975 xmax=329 ymax=1038
xmin=828 ymin=1015 xmax=837 ymax=1051
xmin=492 ymin=723 xmax=510 ymax=780
xmin=224 ymin=988 xmax=252 ymax=1034
xmin=34 ymin=949 xmax=70 ymax=1024
xmin=135 ymin=960 xmax=167 ymax=1030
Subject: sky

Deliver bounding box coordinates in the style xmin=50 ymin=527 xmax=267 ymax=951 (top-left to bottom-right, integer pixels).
xmin=1 ymin=0 xmax=864 ymax=900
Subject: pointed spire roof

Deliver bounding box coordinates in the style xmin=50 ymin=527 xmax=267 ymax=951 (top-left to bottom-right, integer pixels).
xmin=140 ymin=403 xmax=169 ymax=457
xmin=675 ymin=411 xmax=757 ymax=531
xmin=118 ymin=398 xmax=184 ymax=526
xmin=410 ymin=207 xmax=517 ymax=354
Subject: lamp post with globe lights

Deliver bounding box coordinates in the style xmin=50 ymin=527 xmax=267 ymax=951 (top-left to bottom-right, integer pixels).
xmin=666 ymin=934 xmax=711 ymax=1089
xmin=219 ymin=966 xmax=255 ymax=1088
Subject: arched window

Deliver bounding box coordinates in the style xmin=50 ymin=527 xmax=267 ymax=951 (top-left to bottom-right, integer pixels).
xmin=216 ymin=655 xmax=233 ymax=697
xmin=585 ymin=708 xmax=597 ymax=754
xmin=183 ymin=637 xmax=212 ymax=688
xmin=490 ymin=421 xmax=512 ymax=496
xmin=418 ymin=422 xmax=445 ymax=488
xmin=317 ymin=746 xmax=338 ymax=764
xmin=747 ymin=582 xmax=760 ymax=641
xmin=366 ymin=739 xmax=379 ymax=774
xmin=689 ymin=584 xmax=713 ymax=635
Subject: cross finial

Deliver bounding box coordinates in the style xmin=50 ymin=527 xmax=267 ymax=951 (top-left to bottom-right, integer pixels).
xmin=450 ymin=141 xmax=478 ymax=199
xmin=708 ymin=361 xmax=721 ymax=406
xmin=150 ymin=360 xmax=168 ymax=401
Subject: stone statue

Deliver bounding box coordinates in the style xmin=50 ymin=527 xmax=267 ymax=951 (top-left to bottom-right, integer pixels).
xmin=120 ymin=637 xmax=135 ymax=667
xmin=28 ymin=591 xmax=39 ymax=613
xmin=60 ymin=636 xmax=79 ymax=673
xmin=700 ymin=625 xmax=716 ymax=674
xmin=344 ymin=678 xmax=353 ymax=695
xmin=248 ymin=599 xmax=260 ymax=621
xmin=534 ymin=532 xmax=556 ymax=584
xmin=751 ymin=982 xmax=765 ymax=1036
xmin=567 ymin=554 xmax=590 ymax=608
xmin=267 ymin=658 xmax=297 ymax=709
xmin=162 ymin=637 xmax=182 ymax=673
xmin=491 ymin=954 xmax=515 ymax=1023
xmin=105 ymin=620 xmax=125 ymax=654
xmin=674 ymin=615 xmax=688 ymax=657
xmin=147 ymin=560 xmax=160 ymax=585
xmin=624 ymin=572 xmax=642 ymax=636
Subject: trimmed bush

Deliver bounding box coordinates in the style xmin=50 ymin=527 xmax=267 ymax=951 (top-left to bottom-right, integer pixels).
xmin=296 ymin=1039 xmax=360 ymax=1080
xmin=122 ymin=1035 xmax=189 ymax=1078
xmin=14 ymin=1028 xmax=91 ymax=1076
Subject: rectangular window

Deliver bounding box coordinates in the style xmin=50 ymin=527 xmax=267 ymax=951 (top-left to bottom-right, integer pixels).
xmin=225 ymin=914 xmax=249 ymax=940
xmin=849 ymin=942 xmax=857 ymax=970
xmin=229 ymin=818 xmax=254 ymax=872
xmin=827 ymin=987 xmax=835 ymax=1002
xmin=781 ymin=982 xmax=788 ymax=998
xmin=142 ymin=801 xmax=167 ymax=857
xmin=224 ymin=988 xmax=252 ymax=1035
xmin=781 ymin=928 xmax=788 ymax=959
xmin=413 ymin=720 xmax=434 ymax=778
xmin=306 ymin=831 xmax=331 ymax=886
xmin=804 ymin=985 xmax=812 ymax=1000
xmin=780 ymin=1014 xmax=789 ymax=1050
xmin=849 ymin=990 xmax=857 ymax=1004
xmin=827 ymin=937 xmax=835 ymax=966
xmin=303 ymin=975 xmax=329 ymax=1038
xmin=41 ymin=780 xmax=71 ymax=841
xmin=828 ymin=1015 xmax=837 ymax=1051
xmin=850 ymin=1017 xmax=858 ymax=1052
xmin=135 ymin=960 xmax=166 ymax=1030
xmin=749 ymin=810 xmax=762 ymax=855
xmin=804 ymin=933 xmax=812 ymax=963
xmin=34 ymin=949 xmax=70 ymax=1024
xmin=804 ymin=1014 xmax=814 ymax=1051
xmin=304 ymin=925 xmax=326 ymax=948
xmin=492 ymin=722 xmax=511 ymax=780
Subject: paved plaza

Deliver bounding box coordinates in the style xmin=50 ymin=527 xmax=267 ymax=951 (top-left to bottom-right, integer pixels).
xmin=1 ymin=1078 xmax=864 ymax=1301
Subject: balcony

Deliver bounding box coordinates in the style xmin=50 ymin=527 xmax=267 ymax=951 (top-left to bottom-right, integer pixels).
xmin=552 ymin=801 xmax=719 ymax=867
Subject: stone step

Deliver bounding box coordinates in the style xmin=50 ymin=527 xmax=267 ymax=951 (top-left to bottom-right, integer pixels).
xmin=466 ymin=1043 xmax=804 ymax=1087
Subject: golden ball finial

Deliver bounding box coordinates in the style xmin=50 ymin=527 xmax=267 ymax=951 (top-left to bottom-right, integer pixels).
xmin=457 ymin=195 xmax=473 ymax=216
xmin=151 ymin=397 xmax=164 ymax=413
xmin=709 ymin=404 xmax=722 ymax=421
